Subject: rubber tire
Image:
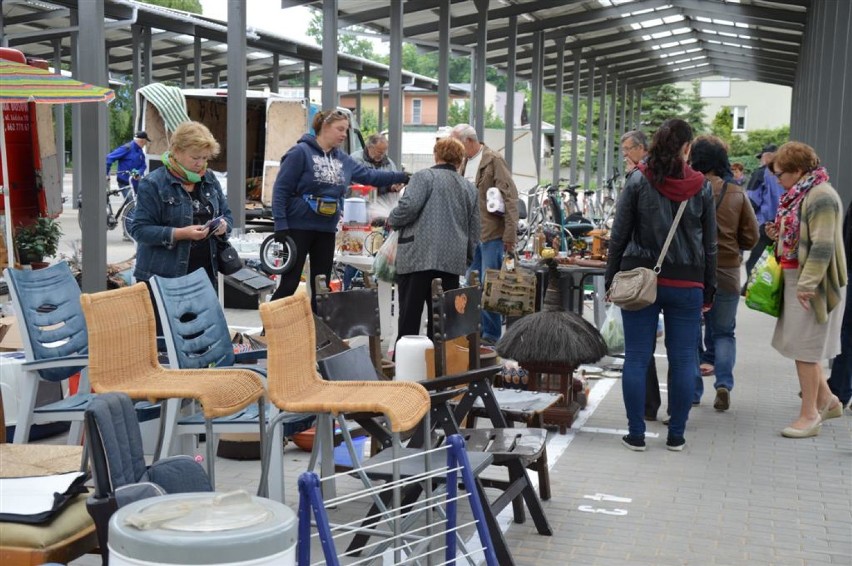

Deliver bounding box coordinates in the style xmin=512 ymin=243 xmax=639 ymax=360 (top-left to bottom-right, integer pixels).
xmin=119 ymin=200 xmax=136 ymax=242
xmin=259 ymin=233 xmax=297 ymax=275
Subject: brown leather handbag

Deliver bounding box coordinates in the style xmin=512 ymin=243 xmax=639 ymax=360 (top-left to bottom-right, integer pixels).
xmin=608 ymin=200 xmax=688 ymax=310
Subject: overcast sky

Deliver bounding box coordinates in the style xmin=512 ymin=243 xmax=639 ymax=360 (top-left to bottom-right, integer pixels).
xmin=198 ymin=0 xmax=315 ymax=44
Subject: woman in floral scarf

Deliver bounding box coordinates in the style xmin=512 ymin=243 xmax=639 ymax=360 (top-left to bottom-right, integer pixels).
xmin=765 ymin=142 xmax=847 ymax=438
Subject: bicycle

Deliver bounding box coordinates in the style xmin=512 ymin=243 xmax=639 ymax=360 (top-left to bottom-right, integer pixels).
xmin=517 ymin=178 xmax=584 ymax=253
xmin=77 ymin=170 xmax=140 ymax=242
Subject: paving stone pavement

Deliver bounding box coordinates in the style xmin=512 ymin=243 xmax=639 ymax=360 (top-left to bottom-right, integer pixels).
xmin=45 ymin=203 xmax=852 ymax=565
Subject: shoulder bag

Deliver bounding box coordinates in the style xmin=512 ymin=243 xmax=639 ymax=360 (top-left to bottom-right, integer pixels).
xmin=608 ymin=200 xmax=688 ymax=310
xmin=217 ymin=239 xmax=244 ymax=275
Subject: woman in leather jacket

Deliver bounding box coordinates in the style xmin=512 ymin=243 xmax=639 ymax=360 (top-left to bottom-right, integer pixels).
xmin=605 ymin=118 xmax=717 ymax=452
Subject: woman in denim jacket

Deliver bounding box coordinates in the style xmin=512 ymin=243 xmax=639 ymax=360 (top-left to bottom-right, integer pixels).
xmin=131 ymin=121 xmax=231 ymax=287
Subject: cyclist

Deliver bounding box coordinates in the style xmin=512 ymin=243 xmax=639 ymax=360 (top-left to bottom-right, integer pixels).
xmin=106 ymin=131 xmax=148 ymax=197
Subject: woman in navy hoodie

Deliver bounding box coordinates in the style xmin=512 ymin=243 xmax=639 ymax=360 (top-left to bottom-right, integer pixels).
xmin=270 ymin=110 xmax=408 ymax=308
xmin=605 ymin=119 xmax=717 ymax=453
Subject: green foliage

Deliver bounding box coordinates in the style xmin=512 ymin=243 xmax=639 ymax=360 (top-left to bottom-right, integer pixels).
xmin=683 ymin=80 xmax=708 ymax=135
xmin=710 ymin=105 xmax=734 ymax=143
xmin=15 ymin=216 xmax=63 ymax=262
xmin=447 ymin=101 xmax=504 ymax=129
xmin=108 ymin=81 xmax=134 ymax=150
xmin=139 ymin=0 xmax=202 ymax=13
xmin=640 ymin=84 xmax=685 ymax=133
xmin=358 ymin=109 xmax=379 ymax=138
xmin=306 ymin=10 xmax=377 ymax=60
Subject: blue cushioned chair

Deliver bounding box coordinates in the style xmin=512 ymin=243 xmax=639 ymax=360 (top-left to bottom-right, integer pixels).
xmin=149 ymin=269 xmax=313 ymax=490
xmin=5 ymin=262 xmax=91 ymax=445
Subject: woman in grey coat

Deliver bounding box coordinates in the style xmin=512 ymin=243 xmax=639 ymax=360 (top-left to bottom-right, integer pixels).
xmin=387 ymin=137 xmax=480 ymax=340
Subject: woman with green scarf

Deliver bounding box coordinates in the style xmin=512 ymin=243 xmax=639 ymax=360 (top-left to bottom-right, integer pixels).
xmin=131 ymin=121 xmax=231 ymax=287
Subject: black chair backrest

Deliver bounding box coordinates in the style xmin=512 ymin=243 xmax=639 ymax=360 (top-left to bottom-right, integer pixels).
xmin=85 ymin=393 xmax=148 ymax=498
xmin=315 ymin=275 xmax=383 ymax=372
xmin=430 ymin=278 xmax=482 ymax=377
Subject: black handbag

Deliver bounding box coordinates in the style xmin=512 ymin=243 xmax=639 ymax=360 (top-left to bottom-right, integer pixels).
xmin=216 ymin=239 xmax=243 ymax=275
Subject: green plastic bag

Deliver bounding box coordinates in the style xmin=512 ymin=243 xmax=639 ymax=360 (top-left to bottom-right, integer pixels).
xmin=745 ymin=244 xmax=783 ymax=317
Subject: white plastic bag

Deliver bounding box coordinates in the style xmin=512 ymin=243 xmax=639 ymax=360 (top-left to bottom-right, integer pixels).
xmin=601 ymin=304 xmax=625 ymax=354
xmin=373 ymin=230 xmax=399 ymax=283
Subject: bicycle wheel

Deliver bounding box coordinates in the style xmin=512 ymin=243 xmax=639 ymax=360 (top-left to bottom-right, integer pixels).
xmin=259 ymin=233 xmax=297 ymax=275
xmin=119 ymin=200 xmax=136 ymax=242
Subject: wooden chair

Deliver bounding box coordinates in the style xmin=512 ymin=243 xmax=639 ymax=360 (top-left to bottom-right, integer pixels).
xmin=258 ymin=293 xmax=431 ymax=505
xmin=79 ymin=283 xmax=266 ymax=488
xmin=431 ymin=277 xmax=560 ymax=503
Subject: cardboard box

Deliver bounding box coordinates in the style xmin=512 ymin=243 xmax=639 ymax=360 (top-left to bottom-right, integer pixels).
xmin=0 ymin=317 xmax=23 ymax=352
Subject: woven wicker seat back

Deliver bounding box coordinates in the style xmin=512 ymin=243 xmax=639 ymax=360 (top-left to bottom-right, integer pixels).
xmin=80 ymin=283 xmax=264 ymax=419
xmin=260 ymin=294 xmax=430 ymax=433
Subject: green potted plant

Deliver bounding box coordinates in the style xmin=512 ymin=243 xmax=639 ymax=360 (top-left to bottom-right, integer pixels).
xmin=15 ymin=216 xmax=63 ymax=267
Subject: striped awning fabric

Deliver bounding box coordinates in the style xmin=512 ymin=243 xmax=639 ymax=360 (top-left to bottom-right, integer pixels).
xmin=0 ymin=60 xmax=114 ymax=104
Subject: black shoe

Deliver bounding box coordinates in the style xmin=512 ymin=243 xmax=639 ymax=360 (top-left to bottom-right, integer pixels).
xmin=714 ymin=387 xmax=730 ymax=411
xmin=666 ymin=436 xmax=686 ymax=451
xmin=644 ymin=412 xmax=657 ymax=422
xmin=622 ymin=435 xmax=646 ymax=451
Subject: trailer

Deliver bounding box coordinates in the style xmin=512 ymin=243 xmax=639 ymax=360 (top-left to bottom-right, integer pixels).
xmin=136 ymin=87 xmax=363 ymax=223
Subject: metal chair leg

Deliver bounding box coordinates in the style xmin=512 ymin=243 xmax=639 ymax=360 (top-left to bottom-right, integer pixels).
xmin=205 ymin=419 xmax=215 ymax=488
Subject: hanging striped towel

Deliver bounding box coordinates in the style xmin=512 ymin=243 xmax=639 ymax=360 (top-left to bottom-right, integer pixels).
xmin=137 ymin=83 xmax=190 ymax=132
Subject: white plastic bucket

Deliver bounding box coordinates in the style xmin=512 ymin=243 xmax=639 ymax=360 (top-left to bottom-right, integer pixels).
xmin=108 ymin=492 xmax=296 ymax=566
xmin=394 ymin=335 xmax=434 ymax=381
xmin=342 ymin=197 xmax=368 ymax=224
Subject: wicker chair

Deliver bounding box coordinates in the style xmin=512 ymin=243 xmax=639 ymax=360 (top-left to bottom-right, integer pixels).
xmin=258 ymin=293 xmax=431 ymax=503
xmin=79 ymin=283 xmax=266 ymax=487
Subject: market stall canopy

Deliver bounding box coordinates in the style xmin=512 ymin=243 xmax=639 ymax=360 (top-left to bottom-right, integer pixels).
xmin=0 ymin=59 xmax=115 ymax=103
xmin=0 ymin=59 xmax=115 ymax=268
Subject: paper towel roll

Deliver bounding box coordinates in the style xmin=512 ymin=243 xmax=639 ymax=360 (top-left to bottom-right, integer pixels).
xmin=486 ymin=186 xmax=505 ymax=215
xmin=486 ymin=198 xmax=505 ymax=214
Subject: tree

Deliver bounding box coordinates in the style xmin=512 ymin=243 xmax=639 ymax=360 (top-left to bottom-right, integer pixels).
xmin=306 ymin=10 xmax=377 ymax=60
xmin=710 ymin=106 xmax=734 ymax=147
xmin=683 ymin=80 xmax=708 ymax=135
xmin=447 ymin=101 xmax=504 ymax=129
xmin=140 ymin=0 xmax=202 ymax=13
xmin=640 ymin=84 xmax=685 ymax=133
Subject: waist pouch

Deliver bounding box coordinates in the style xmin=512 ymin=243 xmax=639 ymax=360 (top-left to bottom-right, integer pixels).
xmin=303 ymin=194 xmax=339 ymax=216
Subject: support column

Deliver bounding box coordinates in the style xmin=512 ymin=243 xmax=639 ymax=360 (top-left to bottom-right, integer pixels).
xmin=132 ymin=25 xmax=142 ymax=122
xmin=635 ymin=89 xmax=643 ymax=130
xmin=437 ymin=0 xmax=451 ymax=127
xmin=472 ymin=0 xmax=489 ymax=139
xmin=321 ymin=0 xmax=339 ymax=110
xmin=504 ymin=14 xmax=517 ymax=169
xmin=388 ymin=0 xmax=403 ymax=167
xmin=596 ymin=66 xmax=607 ymax=190
xmin=377 ymin=80 xmax=385 ymax=134
xmin=355 ymin=75 xmax=362 ymax=125
xmin=552 ymin=37 xmax=565 ymax=189
xmin=303 ymin=61 xmax=310 ymax=101
xmin=607 ymin=75 xmax=617 ymax=179
xmin=570 ymin=51 xmax=581 ymax=186
xmin=194 ymin=35 xmax=202 ymax=87
xmin=530 ymin=31 xmax=544 ymax=181
xmin=70 ymin=9 xmax=81 ymax=211
xmin=584 ymin=59 xmax=596 ymax=192
xmin=270 ymin=53 xmax=279 ymax=93
xmin=627 ymin=88 xmax=635 ymax=134
xmin=227 ymin=0 xmax=247 ymax=229
xmin=78 ymin=0 xmax=108 ymax=292
xmin=53 ymin=40 xmax=65 ymax=181
xmin=142 ymin=27 xmax=152 ymax=86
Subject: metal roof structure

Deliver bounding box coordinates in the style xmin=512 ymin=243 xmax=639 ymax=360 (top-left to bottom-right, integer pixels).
xmin=0 ymin=0 xmax=464 ymax=93
xmin=285 ymin=0 xmax=808 ymax=92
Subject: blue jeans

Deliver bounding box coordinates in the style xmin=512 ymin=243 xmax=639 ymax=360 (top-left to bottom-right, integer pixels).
xmin=621 ymin=285 xmax=702 ymax=438
xmin=828 ymin=278 xmax=851 ymax=404
xmin=697 ymin=290 xmax=739 ymax=398
xmin=468 ymin=238 xmax=504 ymax=342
